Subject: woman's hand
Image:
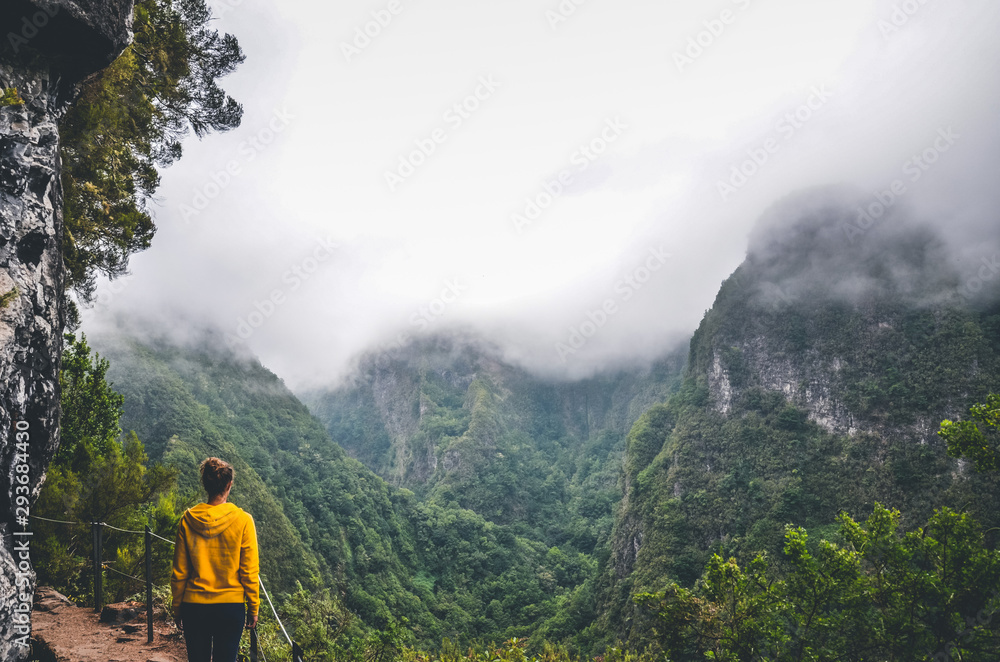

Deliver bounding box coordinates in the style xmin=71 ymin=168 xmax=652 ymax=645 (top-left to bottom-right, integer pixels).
xmin=246 ymin=613 xmax=258 ymax=629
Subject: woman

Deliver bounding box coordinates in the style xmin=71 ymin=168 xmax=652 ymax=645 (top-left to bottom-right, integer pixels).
xmin=171 ymin=457 xmax=260 ymax=662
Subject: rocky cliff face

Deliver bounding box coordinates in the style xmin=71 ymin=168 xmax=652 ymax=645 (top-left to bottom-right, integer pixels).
xmin=603 ymin=190 xmax=1000 ymax=640
xmin=0 ymin=2 xmax=131 ymax=659
xmin=692 ymin=188 xmax=989 ymax=440
xmin=304 ymin=335 xmax=684 ymax=492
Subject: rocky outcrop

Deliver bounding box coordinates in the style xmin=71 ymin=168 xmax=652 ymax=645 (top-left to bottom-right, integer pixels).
xmin=692 ymin=188 xmax=982 ymax=442
xmin=706 ymin=338 xmax=859 ymax=434
xmin=306 ymin=336 xmax=685 ymax=493
xmin=602 ymin=190 xmax=999 ymax=641
xmin=0 ymin=2 xmax=132 ymax=659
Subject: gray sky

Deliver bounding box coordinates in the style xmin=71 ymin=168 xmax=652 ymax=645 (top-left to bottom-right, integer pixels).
xmin=82 ymin=0 xmax=1000 ymax=389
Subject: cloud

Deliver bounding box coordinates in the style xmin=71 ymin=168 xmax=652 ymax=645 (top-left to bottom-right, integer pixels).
xmin=80 ymin=0 xmax=1000 ymax=389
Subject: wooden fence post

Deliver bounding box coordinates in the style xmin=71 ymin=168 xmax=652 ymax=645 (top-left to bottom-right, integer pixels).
xmin=91 ymin=522 xmax=103 ymax=612
xmin=145 ymin=526 xmax=154 ymax=643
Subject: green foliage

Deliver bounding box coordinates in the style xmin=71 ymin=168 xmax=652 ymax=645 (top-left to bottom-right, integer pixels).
xmin=101 ymin=337 xmax=334 ymax=595
xmin=608 ymin=257 xmax=1000 ymax=642
xmin=637 ymin=504 xmax=1000 ymax=661
xmin=293 ymin=341 xmax=685 ymax=651
xmin=89 ymin=281 xmax=1000 ymax=656
xmin=939 ymin=394 xmax=1000 ymax=472
xmin=60 ymin=0 xmax=244 ymax=298
xmin=0 ymin=87 xmax=23 ymax=106
xmin=399 ymin=636 xmax=658 ymax=662
xmin=0 ymin=286 xmax=17 ymax=308
xmin=624 ymin=405 xmax=674 ymax=480
xmin=35 ymin=335 xmax=180 ymax=604
xmin=307 ymin=342 xmax=683 ymax=556
xmin=608 ymin=368 xmax=1000 ymax=643
xmin=266 ymin=585 xmax=362 ymax=661
xmin=57 ymin=333 xmax=125 ymax=466
xmin=97 ymin=333 xmax=639 ymax=649
xmin=40 ymin=207 xmax=1000 ymax=658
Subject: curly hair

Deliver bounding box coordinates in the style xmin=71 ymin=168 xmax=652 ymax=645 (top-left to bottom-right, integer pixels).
xmin=199 ymin=457 xmax=234 ymax=498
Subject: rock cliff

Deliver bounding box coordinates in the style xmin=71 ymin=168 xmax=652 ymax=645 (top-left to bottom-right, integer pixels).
xmin=691 ymin=188 xmax=984 ymax=439
xmin=303 ymin=335 xmax=684 ymax=494
xmin=0 ymin=2 xmax=131 ymax=659
xmin=603 ymin=189 xmax=1000 ymax=641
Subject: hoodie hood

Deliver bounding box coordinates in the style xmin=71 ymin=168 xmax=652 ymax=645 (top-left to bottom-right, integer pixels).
xmin=183 ymin=502 xmax=242 ymax=539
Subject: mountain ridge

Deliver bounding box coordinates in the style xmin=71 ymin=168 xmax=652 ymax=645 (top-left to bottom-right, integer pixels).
xmin=601 ymin=191 xmax=1000 ymax=643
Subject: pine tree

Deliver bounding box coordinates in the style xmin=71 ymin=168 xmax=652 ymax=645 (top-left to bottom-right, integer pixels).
xmin=60 ymin=0 xmax=244 ymax=299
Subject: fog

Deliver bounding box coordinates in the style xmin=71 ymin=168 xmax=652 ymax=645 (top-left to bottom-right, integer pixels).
xmin=80 ymin=0 xmax=1000 ymax=389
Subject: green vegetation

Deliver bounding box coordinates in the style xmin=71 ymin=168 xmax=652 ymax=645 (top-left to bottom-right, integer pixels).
xmin=79 ymin=306 xmax=1000 ymax=660
xmin=305 ymin=342 xmax=683 ymax=556
xmin=0 ymin=286 xmax=17 ymax=308
xmin=691 ymin=265 xmax=1000 ymax=428
xmin=92 ymin=332 xmax=654 ymax=650
xmin=940 ymin=394 xmax=1000 ymax=472
xmin=42 ymin=315 xmax=1000 ymax=660
xmin=0 ymin=87 xmax=24 ymax=106
xmin=601 ymin=247 xmax=1000 ymax=644
xmin=59 ymin=0 xmax=244 ymax=298
xmin=636 ymin=504 xmax=1000 ymax=661
xmin=34 ymin=335 xmax=181 ymax=604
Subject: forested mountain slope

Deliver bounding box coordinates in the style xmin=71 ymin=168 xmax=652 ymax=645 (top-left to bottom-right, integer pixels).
xmin=600 ymin=189 xmax=1000 ymax=643
xmin=85 ymin=191 xmax=1000 ymax=655
xmin=301 ymin=336 xmax=684 ymax=550
xmin=90 ymin=330 xmax=655 ymax=647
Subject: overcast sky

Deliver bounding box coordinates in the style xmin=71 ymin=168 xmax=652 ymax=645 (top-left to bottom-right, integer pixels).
xmin=82 ymin=0 xmax=1000 ymax=389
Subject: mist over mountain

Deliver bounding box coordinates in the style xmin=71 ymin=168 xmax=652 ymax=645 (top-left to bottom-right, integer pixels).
xmin=73 ymin=0 xmax=1000 ymax=391
xmin=745 ymin=186 xmax=966 ymax=306
xmin=78 ymin=184 xmax=1000 ymax=655
xmin=300 ymin=333 xmax=685 ymax=521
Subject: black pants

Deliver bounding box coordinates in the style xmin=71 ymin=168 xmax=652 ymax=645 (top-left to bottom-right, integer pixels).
xmin=180 ymin=602 xmax=245 ymax=662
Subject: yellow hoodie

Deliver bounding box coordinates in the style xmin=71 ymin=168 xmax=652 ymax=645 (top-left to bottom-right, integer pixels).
xmin=171 ymin=502 xmax=260 ymax=617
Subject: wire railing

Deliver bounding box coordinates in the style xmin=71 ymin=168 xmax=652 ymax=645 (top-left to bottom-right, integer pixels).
xmin=30 ymin=514 xmax=300 ymax=660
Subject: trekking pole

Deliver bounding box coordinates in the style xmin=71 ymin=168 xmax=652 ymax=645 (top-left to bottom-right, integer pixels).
xmin=250 ymin=626 xmax=258 ymax=662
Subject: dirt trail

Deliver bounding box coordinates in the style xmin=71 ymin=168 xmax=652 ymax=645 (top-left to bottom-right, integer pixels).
xmin=31 ymin=587 xmax=188 ymax=662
